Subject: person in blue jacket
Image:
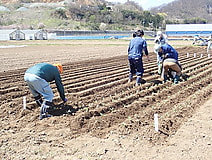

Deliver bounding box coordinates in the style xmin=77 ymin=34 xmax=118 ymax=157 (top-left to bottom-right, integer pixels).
xmin=154 ymin=43 xmax=182 ymax=84
xmin=128 ymin=30 xmax=150 ymax=86
xmin=24 ymin=63 xmax=67 ymax=120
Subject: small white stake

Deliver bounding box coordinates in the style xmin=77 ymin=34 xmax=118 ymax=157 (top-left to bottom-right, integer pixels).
xmin=187 ymin=52 xmax=189 ymax=57
xmin=23 ymin=96 xmax=26 ymax=110
xmin=154 ymin=113 xmax=159 ymax=132
xmin=208 ymin=54 xmax=211 ymax=58
xmin=200 ymin=54 xmax=203 ymax=58
xmin=194 ymin=53 xmax=197 ymax=58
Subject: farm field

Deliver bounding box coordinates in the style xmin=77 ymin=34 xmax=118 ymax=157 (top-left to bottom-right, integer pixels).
xmin=0 ymin=39 xmax=211 ymax=159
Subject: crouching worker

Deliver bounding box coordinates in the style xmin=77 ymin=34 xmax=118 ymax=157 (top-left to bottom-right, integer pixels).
xmin=154 ymin=43 xmax=182 ymax=84
xmin=24 ymin=63 xmax=67 ymax=120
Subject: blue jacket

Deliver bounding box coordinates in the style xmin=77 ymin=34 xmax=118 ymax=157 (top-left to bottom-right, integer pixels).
xmin=25 ymin=63 xmax=65 ymax=101
xmin=159 ymin=44 xmax=178 ymax=61
xmin=128 ymin=37 xmax=148 ymax=59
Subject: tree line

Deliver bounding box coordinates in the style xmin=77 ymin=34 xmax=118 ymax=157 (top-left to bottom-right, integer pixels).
xmin=52 ymin=2 xmax=208 ymax=31
xmin=52 ymin=3 xmax=164 ymax=30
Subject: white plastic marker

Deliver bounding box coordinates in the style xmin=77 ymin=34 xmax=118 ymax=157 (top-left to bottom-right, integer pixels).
xmin=200 ymin=54 xmax=203 ymax=58
xmin=154 ymin=113 xmax=159 ymax=132
xmin=194 ymin=53 xmax=197 ymax=58
xmin=23 ymin=96 xmax=26 ymax=109
xmin=187 ymin=52 xmax=189 ymax=57
xmin=208 ymin=54 xmax=211 ymax=58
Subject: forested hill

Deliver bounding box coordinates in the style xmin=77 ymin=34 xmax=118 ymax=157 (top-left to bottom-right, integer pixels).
xmin=151 ymin=0 xmax=212 ymax=23
xmin=0 ymin=0 xmax=106 ymax=5
xmin=1 ymin=0 xmax=212 ymax=30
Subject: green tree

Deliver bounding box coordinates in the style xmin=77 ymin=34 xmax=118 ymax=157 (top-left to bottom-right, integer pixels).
xmin=183 ymin=17 xmax=207 ymax=24
xmin=142 ymin=11 xmax=152 ymax=27
xmin=52 ymin=9 xmax=67 ymax=19
xmin=89 ymin=15 xmax=96 ymax=23
xmin=152 ymin=14 xmax=164 ymax=28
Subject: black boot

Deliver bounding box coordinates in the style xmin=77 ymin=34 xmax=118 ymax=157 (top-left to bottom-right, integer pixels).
xmin=39 ymin=101 xmax=54 ymax=120
xmin=34 ymin=95 xmax=43 ymax=107
xmin=164 ymin=75 xmax=168 ymax=83
xmin=174 ymin=75 xmax=180 ymax=84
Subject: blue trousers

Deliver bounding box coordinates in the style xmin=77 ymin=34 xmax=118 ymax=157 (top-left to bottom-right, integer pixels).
xmin=128 ymin=57 xmax=144 ymax=84
xmin=24 ymin=73 xmax=54 ymax=102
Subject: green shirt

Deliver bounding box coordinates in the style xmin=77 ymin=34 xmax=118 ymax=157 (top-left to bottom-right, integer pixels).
xmin=26 ymin=63 xmax=65 ymax=101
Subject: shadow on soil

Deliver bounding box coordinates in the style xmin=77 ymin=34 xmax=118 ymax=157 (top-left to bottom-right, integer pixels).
xmin=149 ymin=73 xmax=190 ymax=85
xmin=150 ymin=79 xmax=163 ymax=85
xmin=182 ymin=74 xmax=190 ymax=81
xmin=48 ymin=103 xmax=79 ymax=116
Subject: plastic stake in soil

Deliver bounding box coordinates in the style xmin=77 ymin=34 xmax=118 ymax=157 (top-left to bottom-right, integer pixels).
xmin=187 ymin=52 xmax=189 ymax=57
xmin=200 ymin=54 xmax=203 ymax=58
xmin=194 ymin=53 xmax=197 ymax=58
xmin=23 ymin=96 xmax=26 ymax=110
xmin=154 ymin=113 xmax=159 ymax=132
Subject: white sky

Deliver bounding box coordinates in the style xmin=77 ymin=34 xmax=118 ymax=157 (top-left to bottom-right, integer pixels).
xmin=106 ymin=0 xmax=176 ymax=10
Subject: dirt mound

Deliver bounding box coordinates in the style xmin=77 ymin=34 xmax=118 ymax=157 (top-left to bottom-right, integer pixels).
xmin=0 ymin=45 xmax=211 ymax=159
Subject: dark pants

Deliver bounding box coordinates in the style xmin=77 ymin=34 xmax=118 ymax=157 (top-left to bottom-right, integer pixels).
xmin=128 ymin=57 xmax=144 ymax=84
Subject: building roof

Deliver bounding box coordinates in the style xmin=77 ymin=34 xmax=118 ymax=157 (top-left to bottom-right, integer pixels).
xmin=166 ymin=24 xmax=212 ymax=31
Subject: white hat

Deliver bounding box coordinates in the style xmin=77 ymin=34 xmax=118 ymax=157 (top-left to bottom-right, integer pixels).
xmin=154 ymin=44 xmax=161 ymax=53
xmin=157 ymin=31 xmax=162 ymax=37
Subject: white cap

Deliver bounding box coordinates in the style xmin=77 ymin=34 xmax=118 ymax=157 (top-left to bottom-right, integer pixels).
xmin=154 ymin=44 xmax=161 ymax=53
xmin=157 ymin=31 xmax=162 ymax=37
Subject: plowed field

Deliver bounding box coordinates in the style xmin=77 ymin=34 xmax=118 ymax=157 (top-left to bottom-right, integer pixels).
xmin=0 ymin=40 xmax=211 ymax=159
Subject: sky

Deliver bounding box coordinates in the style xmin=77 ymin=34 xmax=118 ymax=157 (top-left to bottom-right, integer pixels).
xmin=106 ymin=0 xmax=176 ymax=10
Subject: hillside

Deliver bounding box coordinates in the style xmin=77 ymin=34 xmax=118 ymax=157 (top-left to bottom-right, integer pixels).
xmin=1 ymin=0 xmax=212 ymax=30
xmin=0 ymin=0 xmax=106 ymax=5
xmin=151 ymin=0 xmax=212 ymax=23
xmin=0 ymin=0 xmax=145 ymax=30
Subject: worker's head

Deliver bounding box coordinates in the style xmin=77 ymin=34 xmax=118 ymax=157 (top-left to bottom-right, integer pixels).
xmin=157 ymin=31 xmax=163 ymax=37
xmin=154 ymin=44 xmax=162 ymax=53
xmin=136 ymin=30 xmax=144 ymax=37
xmin=53 ymin=63 xmax=63 ymax=74
xmin=133 ymin=32 xmax=136 ymax=38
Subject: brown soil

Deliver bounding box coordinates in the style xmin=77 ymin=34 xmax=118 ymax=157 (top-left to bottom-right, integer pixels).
xmin=0 ymin=40 xmax=211 ymax=159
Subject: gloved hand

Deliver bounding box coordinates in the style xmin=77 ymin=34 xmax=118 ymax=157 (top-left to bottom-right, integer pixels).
xmin=146 ymin=55 xmax=150 ymax=61
xmin=63 ymin=98 xmax=67 ymax=103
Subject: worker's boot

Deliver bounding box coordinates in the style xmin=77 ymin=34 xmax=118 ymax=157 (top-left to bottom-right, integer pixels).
xmin=135 ymin=76 xmax=141 ymax=86
xmin=174 ymin=75 xmax=180 ymax=84
xmin=34 ymin=95 xmax=43 ymax=107
xmin=164 ymin=75 xmax=168 ymax=83
xmin=158 ymin=62 xmax=162 ymax=75
xmin=39 ymin=100 xmax=54 ymax=120
xmin=128 ymin=73 xmax=133 ymax=83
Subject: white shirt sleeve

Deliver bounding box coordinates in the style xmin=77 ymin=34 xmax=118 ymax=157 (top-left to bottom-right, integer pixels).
xmin=154 ymin=36 xmax=160 ymax=43
xmin=164 ymin=34 xmax=168 ymax=43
